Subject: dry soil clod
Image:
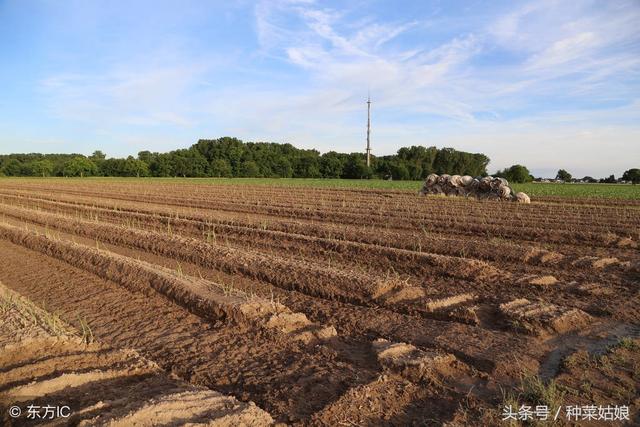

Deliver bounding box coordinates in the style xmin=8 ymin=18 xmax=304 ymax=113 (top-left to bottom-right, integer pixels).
xmin=499 ymin=298 xmax=592 ymax=335
xmin=372 ymin=338 xmax=457 ymax=383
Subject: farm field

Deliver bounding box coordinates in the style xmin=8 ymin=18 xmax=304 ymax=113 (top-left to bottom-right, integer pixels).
xmin=0 ymin=177 xmax=638 ymax=425
xmin=5 ymin=177 xmax=639 ymax=200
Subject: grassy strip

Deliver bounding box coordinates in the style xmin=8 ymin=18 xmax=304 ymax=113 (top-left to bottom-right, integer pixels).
xmin=511 ymin=182 xmax=640 ymax=200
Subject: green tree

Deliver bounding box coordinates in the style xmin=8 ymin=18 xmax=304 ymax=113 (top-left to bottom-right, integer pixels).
xmin=406 ymin=163 xmax=422 ymax=180
xmin=89 ymin=150 xmax=106 ymax=162
xmin=0 ymin=138 xmax=492 ymax=180
xmin=397 ymin=146 xmax=426 ymax=179
xmin=172 ymin=149 xmax=208 ymax=177
xmin=210 ymin=159 xmax=233 ymax=177
xmin=195 ymin=137 xmax=245 ymax=175
xmin=496 ymin=164 xmax=533 ymax=183
xmin=293 ymin=153 xmax=321 ymax=178
xmin=63 ymin=157 xmax=98 ymax=177
xmin=149 ymin=154 xmax=173 ymax=177
xmin=122 ymin=156 xmax=149 ymax=177
xmin=1 ymin=159 xmax=23 ymax=176
xmin=342 ymin=154 xmax=372 ymax=179
xmin=389 ymin=161 xmax=410 ymax=180
xmin=555 ymin=169 xmax=572 ymax=182
xmin=272 ymin=158 xmax=293 ymax=178
xmin=622 ymin=168 xmax=640 ymax=184
xmin=28 ymin=160 xmax=54 ymax=177
xmin=239 ymin=160 xmax=260 ymax=177
xmin=98 ymin=158 xmax=124 ymax=176
xmin=433 ymin=148 xmax=458 ymax=174
xmin=320 ymin=152 xmax=345 ymax=178
xmin=137 ymin=150 xmax=154 ymax=164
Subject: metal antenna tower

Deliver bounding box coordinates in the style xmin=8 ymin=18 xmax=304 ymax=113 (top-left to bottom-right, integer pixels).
xmin=366 ymin=93 xmax=371 ymax=167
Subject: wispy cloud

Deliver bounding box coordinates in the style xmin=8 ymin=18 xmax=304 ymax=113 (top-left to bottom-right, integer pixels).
xmin=39 ymin=54 xmax=220 ymax=128
xmin=216 ymin=0 xmax=639 ymax=175
xmin=252 ymin=0 xmax=483 ymax=122
xmin=248 ymin=0 xmax=640 ymax=123
xmin=3 ymin=0 xmax=638 ymax=176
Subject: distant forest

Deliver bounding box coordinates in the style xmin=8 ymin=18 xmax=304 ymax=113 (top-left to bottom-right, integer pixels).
xmin=0 ymin=137 xmax=490 ymax=180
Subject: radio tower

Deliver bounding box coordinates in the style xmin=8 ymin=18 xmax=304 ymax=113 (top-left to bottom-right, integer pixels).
xmin=366 ymin=93 xmax=371 ymax=167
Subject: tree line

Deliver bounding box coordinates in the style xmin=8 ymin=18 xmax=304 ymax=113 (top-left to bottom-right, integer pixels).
xmin=0 ymin=137 xmax=490 ymax=180
xmin=494 ymin=165 xmax=640 ymax=184
xmin=1 ymin=137 xmax=636 ymax=183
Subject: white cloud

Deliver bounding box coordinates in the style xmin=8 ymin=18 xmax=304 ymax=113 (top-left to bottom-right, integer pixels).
xmin=526 ymin=31 xmax=598 ymax=70
xmin=212 ymin=0 xmax=639 ymax=176
xmin=38 ymin=55 xmax=219 ymax=128
xmin=491 ymin=0 xmax=640 ymax=84
xmin=29 ymin=0 xmax=639 ymax=176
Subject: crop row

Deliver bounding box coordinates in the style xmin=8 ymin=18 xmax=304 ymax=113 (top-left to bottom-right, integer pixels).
xmin=5 ymin=180 xmax=638 ymax=209
xmin=0 ymin=222 xmax=338 ymax=344
xmin=0 ymin=189 xmax=635 ymax=248
xmin=2 ymin=183 xmax=638 ymax=228
xmin=9 ymin=183 xmax=640 ymax=223
xmin=2 ymin=206 xmax=506 ymax=313
xmin=1 ymin=197 xmax=630 ymax=281
xmin=5 ymin=202 xmax=637 ymax=330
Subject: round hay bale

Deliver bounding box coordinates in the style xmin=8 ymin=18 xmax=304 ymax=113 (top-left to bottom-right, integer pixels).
xmin=460 ymin=175 xmax=473 ymax=187
xmin=438 ymin=174 xmax=451 ymax=185
xmin=425 ymin=174 xmax=438 ymax=186
xmin=499 ymin=185 xmax=511 ymax=199
xmin=467 ymin=178 xmax=480 ymax=191
xmin=515 ymin=192 xmax=531 ymax=204
xmin=449 ymin=175 xmax=463 ymax=187
xmin=491 ymin=177 xmax=508 ymax=190
xmin=479 ymin=177 xmax=492 ymax=191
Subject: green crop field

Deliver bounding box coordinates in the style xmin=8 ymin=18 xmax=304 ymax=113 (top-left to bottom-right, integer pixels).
xmin=509 ymin=182 xmax=640 ymax=199
xmin=2 ymin=177 xmax=639 ymax=199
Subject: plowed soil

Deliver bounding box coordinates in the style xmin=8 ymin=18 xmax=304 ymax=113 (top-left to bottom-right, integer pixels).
xmin=0 ymin=282 xmax=274 ymax=426
xmin=0 ymin=179 xmax=638 ymax=426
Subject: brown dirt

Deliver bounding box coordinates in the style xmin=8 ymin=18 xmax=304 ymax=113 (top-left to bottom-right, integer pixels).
xmin=0 ymin=179 xmax=638 ymax=425
xmin=0 ymin=283 xmax=274 ymax=426
xmin=552 ymin=339 xmax=640 ymax=426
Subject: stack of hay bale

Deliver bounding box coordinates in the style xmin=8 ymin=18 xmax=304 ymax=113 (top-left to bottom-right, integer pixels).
xmin=420 ymin=174 xmax=531 ymax=203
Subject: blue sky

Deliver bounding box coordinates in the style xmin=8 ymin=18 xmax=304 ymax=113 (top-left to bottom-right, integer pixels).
xmin=0 ymin=0 xmax=638 ymax=177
